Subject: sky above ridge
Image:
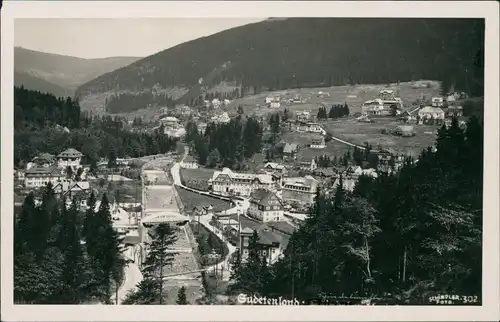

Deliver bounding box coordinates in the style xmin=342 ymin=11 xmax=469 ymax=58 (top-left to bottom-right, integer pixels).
xmin=15 ymin=18 xmax=265 ymax=59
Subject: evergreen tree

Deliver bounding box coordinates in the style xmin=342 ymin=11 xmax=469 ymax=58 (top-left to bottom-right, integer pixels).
xmin=237 ymin=231 xmax=266 ymax=295
xmin=142 ymin=223 xmax=179 ymax=304
xmin=176 ymin=286 xmax=189 ymax=305
xmin=122 ymin=278 xmax=162 ymax=305
xmin=58 ymin=200 xmax=91 ymax=303
xmin=14 ymin=193 xmax=39 ymax=254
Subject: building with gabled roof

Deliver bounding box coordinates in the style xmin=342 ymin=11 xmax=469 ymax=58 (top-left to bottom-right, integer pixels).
xmin=248 ymin=189 xmax=284 ymax=222
xmin=53 ymin=180 xmax=91 ymax=200
xmin=209 ymin=167 xmax=274 ymax=197
xmin=418 ymin=106 xmax=445 ymax=121
xmin=281 ymin=175 xmax=318 ymax=205
xmin=57 ymin=148 xmax=83 ymax=170
xmin=180 ymin=155 xmax=199 ymax=169
xmin=24 ymin=166 xmax=64 ymax=188
xmin=283 ymin=143 xmax=298 ymax=160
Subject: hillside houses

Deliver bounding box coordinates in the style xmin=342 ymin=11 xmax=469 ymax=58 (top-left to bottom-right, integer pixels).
xmin=361 ymin=89 xmax=403 ymax=116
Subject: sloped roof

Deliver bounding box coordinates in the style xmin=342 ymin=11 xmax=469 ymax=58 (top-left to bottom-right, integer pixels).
xmin=419 ymin=106 xmax=444 ymax=114
xmin=25 ymin=166 xmax=62 ymax=177
xmin=211 ymin=168 xmax=273 ymax=184
xmin=313 ymin=167 xmax=337 ymax=177
xmin=183 ymin=155 xmax=197 ymax=163
xmin=250 ymin=189 xmax=281 ymax=207
xmin=33 ymin=153 xmax=55 ymax=162
xmin=57 ymin=148 xmax=83 ymax=158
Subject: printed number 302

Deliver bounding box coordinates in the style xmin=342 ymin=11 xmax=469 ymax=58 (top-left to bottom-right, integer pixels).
xmin=461 ymin=295 xmax=479 ymax=304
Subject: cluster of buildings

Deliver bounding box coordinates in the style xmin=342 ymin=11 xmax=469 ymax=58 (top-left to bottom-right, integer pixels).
xmin=158 ymin=116 xmax=187 ymax=138
xmin=401 ymin=95 xmax=464 ymax=125
xmin=19 ymin=148 xmax=85 ymax=189
xmin=361 ymin=89 xmax=404 ymax=116
xmin=14 ymin=148 xmax=100 ymax=212
xmin=204 ymin=98 xmax=231 ymax=109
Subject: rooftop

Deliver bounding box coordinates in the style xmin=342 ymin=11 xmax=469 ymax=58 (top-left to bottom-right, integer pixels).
xmin=211 ymin=168 xmax=273 ymax=184
xmin=25 ymin=166 xmax=62 ymax=177
xmin=32 ymin=153 xmax=55 ymax=162
xmin=57 ymin=148 xmax=83 ymax=158
xmin=238 ymin=218 xmax=292 ymax=247
xmin=419 ymin=106 xmax=445 ymax=114
xmin=282 ymin=175 xmax=318 ymax=188
xmin=183 ymin=155 xmax=198 ymax=163
xmin=263 ymin=162 xmax=285 ymax=170
xmin=249 ymin=189 xmax=281 ymax=207
xmin=160 ymin=116 xmax=179 ymax=122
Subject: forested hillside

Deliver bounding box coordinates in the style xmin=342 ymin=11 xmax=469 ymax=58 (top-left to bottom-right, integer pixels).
xmin=14 ymin=70 xmax=73 ymax=98
xmin=14 ymin=86 xmax=177 ymax=167
xmin=76 ymin=18 xmax=484 ymax=110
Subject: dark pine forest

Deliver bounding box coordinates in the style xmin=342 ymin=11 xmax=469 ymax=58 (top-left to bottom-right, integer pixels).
xmin=14 ymin=86 xmax=177 ymax=167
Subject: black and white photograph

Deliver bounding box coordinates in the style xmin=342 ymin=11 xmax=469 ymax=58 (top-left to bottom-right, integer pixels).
xmin=1 ymin=1 xmax=499 ymax=321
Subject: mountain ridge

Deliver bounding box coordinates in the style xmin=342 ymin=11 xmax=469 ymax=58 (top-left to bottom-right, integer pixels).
xmin=75 ymin=18 xmax=484 ymax=113
xmin=14 ymin=47 xmax=142 ymax=96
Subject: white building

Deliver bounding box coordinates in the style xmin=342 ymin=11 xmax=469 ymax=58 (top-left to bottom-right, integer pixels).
xmin=418 ymin=106 xmax=445 ymax=121
xmin=24 ymin=166 xmax=64 ymax=188
xmin=281 ymin=175 xmax=319 ymax=205
xmin=361 ymin=99 xmax=385 ymax=115
xmin=164 ymin=126 xmax=186 ymax=138
xmin=180 ymin=155 xmax=199 ymax=169
xmin=247 ymin=189 xmax=284 ymax=222
xmin=56 ymin=148 xmax=83 ymax=170
xmin=160 ymin=116 xmax=180 ymax=127
xmin=297 ymin=122 xmax=325 ymax=135
xmin=310 ymin=136 xmax=326 ymax=149
xmin=209 ymin=168 xmax=274 ymax=197
xmin=362 ymin=90 xmax=403 ymax=116
xmin=431 ymin=97 xmax=444 ymax=107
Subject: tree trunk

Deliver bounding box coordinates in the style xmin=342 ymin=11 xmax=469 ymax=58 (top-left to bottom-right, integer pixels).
xmin=365 ymin=238 xmax=371 ymax=279
xmin=402 ymin=246 xmax=407 ymax=283
xmin=159 ymin=252 xmax=164 ymax=304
